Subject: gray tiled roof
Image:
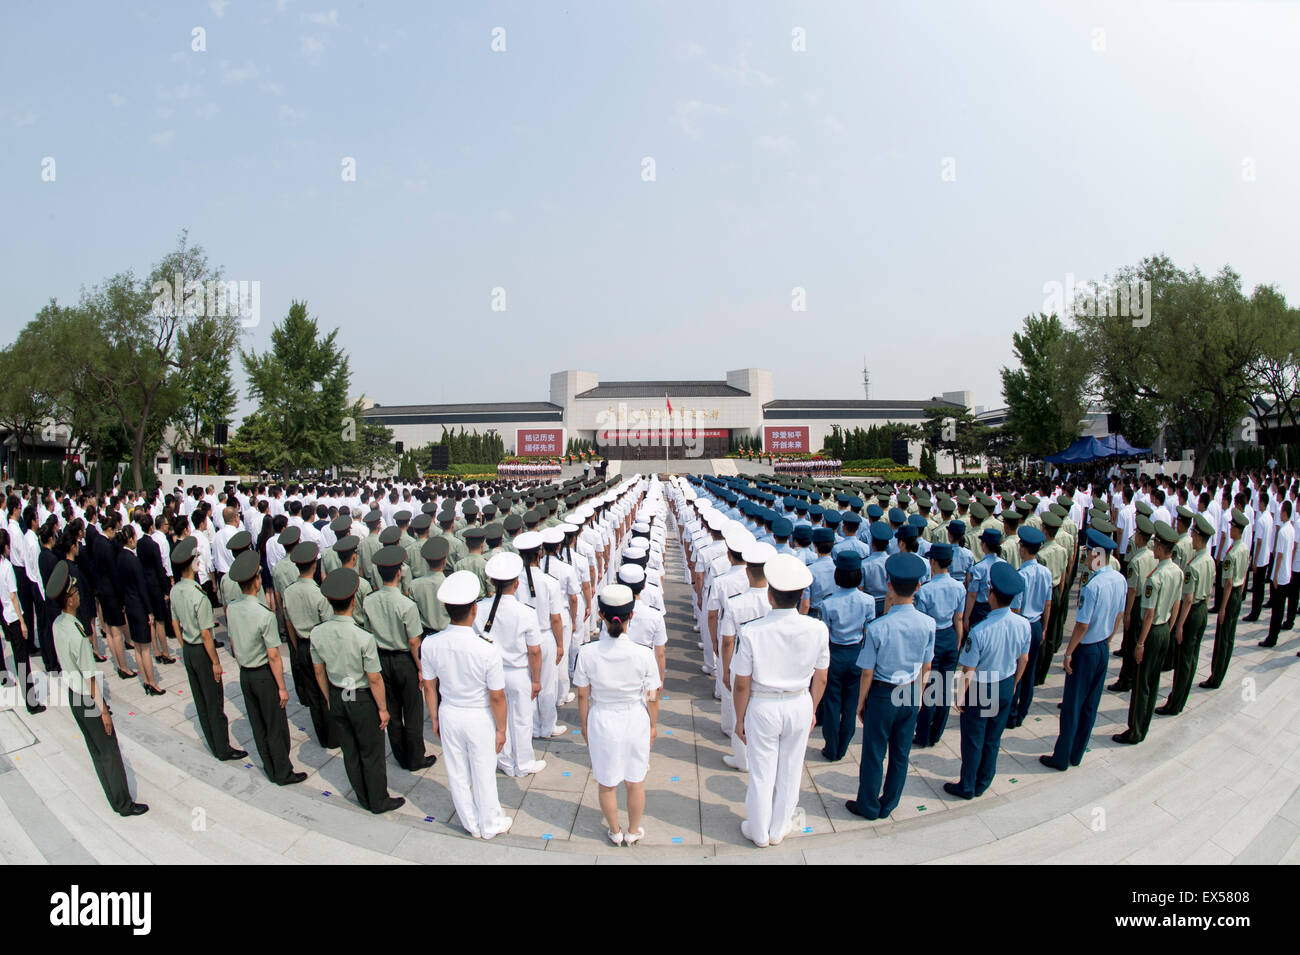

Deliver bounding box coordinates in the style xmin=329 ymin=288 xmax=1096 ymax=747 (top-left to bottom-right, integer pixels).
xmin=575 ymin=380 xmax=749 ymax=399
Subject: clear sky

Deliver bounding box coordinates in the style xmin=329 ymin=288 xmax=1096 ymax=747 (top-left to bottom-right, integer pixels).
xmin=3 ymin=0 xmax=1297 ymax=421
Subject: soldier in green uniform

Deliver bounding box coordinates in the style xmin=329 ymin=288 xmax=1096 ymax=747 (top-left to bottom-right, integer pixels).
xmin=1159 ymin=514 xmax=1214 ymax=715
xmin=170 ymin=536 xmax=246 ymax=761
xmin=366 ymin=545 xmax=435 ymax=771
xmin=227 ymin=550 xmax=306 ymax=785
xmin=410 ymin=537 xmax=451 ymax=636
xmin=1200 ymin=510 xmax=1250 ymax=689
xmin=1033 ymin=513 xmax=1068 ymax=686
xmin=283 ymin=541 xmax=340 ymax=749
xmin=49 ymin=561 xmax=149 ymax=816
xmin=483 ymin=523 xmax=505 ymax=562
xmin=436 ymin=509 xmax=467 ymax=570
xmin=272 ymin=526 xmax=302 ymax=638
xmin=999 ymin=508 xmax=1023 ymax=567
xmin=1113 ymin=521 xmax=1181 ymax=745
xmin=405 ymin=513 xmax=433 ymax=580
xmin=310 ymin=568 xmax=405 ymax=813
xmin=457 ymin=501 xmax=479 ymax=541
xmin=357 ymin=511 xmax=383 ymax=584
xmin=335 ymin=536 xmax=372 ymax=632
xmin=322 ymin=515 xmax=352 ymax=576
xmin=1110 ymin=516 xmax=1156 ymax=692
xmin=220 ymin=531 xmax=268 ymax=612
xmin=460 ymin=527 xmax=490 ymax=599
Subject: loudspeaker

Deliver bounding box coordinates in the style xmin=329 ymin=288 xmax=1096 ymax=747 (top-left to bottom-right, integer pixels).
xmin=430 ymin=445 xmax=450 ymax=469
xmin=213 ymin=423 xmax=229 ymax=445
xmin=1107 ymin=412 xmax=1121 ymax=434
xmin=890 ymin=436 xmax=909 ymax=464
xmin=395 ymin=441 xmax=404 ymax=455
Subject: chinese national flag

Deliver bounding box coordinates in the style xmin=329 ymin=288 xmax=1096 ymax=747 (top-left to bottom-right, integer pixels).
xmin=666 ymin=394 xmax=672 ymax=416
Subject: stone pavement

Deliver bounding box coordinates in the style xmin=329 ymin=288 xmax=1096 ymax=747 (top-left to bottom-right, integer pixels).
xmin=1 ymin=523 xmax=1299 ymax=864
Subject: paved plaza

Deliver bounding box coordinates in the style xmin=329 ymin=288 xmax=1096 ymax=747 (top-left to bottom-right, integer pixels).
xmin=2 ymin=516 xmax=1299 ymax=865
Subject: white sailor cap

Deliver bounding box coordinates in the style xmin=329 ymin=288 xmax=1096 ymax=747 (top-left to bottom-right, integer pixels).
xmin=766 ymin=554 xmax=813 ymax=592
xmin=722 ymin=524 xmax=754 ymax=550
xmin=485 ymin=552 xmax=523 ymax=581
xmin=512 ymin=531 xmax=543 ymax=551
xmin=741 ymin=541 xmax=777 ymax=565
xmin=558 ymin=522 xmax=579 ymax=533
xmin=621 ymin=545 xmax=647 ymax=560
xmin=437 ymin=570 xmax=481 ymax=606
xmin=616 ymin=564 xmax=645 ymax=586
xmin=598 ymin=583 xmax=635 ymax=616
xmin=541 ymin=527 xmax=565 ymax=545
xmin=632 ymin=521 xmax=650 ymax=533
xmin=705 ymin=512 xmax=725 ymax=530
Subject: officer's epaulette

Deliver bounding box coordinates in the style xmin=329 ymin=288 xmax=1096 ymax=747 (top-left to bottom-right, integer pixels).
xmin=478 ymin=633 xmax=494 ymax=643
xmin=737 ymin=611 xmax=763 ymax=628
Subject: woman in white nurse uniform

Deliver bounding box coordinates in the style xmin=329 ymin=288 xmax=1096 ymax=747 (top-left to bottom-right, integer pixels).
xmin=574 ymin=584 xmax=661 ymax=846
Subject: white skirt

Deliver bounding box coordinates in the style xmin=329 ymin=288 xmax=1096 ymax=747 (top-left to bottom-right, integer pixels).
xmin=587 ymin=700 xmax=651 ymax=787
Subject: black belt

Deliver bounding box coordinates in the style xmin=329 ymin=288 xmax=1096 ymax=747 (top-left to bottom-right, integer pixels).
xmin=873 ymin=678 xmax=913 ymax=690
xmin=831 ymin=639 xmax=863 ymax=649
xmin=378 ymin=647 xmax=409 ymax=657
xmin=240 ymin=663 xmax=271 ymax=672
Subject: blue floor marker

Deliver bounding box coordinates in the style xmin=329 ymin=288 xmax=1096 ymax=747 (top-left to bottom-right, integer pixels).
xmin=665 ymin=729 xmax=672 ymax=735
xmin=670 ymin=776 xmax=680 ymax=782
xmin=561 ymin=771 xmax=571 ymax=777
xmin=802 ymin=826 xmax=813 ymax=833
xmin=321 ymin=791 xmax=332 ymax=797
xmin=424 ymin=816 xmax=435 ymax=823
xmin=541 ymin=833 xmax=553 ymax=840
xmin=671 ymin=836 xmax=683 ymax=844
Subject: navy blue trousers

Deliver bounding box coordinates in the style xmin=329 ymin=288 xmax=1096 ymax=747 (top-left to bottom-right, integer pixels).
xmin=855 ymin=680 xmax=920 ymax=818
xmin=821 ymin=641 xmax=863 ymax=760
xmin=1007 ymin=618 xmax=1043 ymax=727
xmin=970 ymin=600 xmax=991 ymax=629
xmin=913 ymin=626 xmax=958 ymax=746
xmin=1048 ymin=640 xmax=1109 ymax=767
xmin=956 ymin=675 xmax=1015 ymax=797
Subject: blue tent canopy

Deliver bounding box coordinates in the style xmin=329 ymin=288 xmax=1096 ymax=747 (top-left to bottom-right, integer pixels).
xmin=1043 ymin=434 xmax=1151 ymax=464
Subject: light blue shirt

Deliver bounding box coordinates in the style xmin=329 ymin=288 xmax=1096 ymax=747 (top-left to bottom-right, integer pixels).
xmin=831 ymin=535 xmax=870 ymax=562
xmin=958 ymin=607 xmax=1031 ymax=682
xmin=808 ymin=555 xmax=837 ymax=612
xmin=856 ymin=604 xmax=936 ymax=684
xmin=967 ymin=554 xmax=1002 ymax=602
xmin=914 ymin=572 xmax=965 ymax=631
xmin=949 ymin=544 xmax=974 ymax=582
xmin=1012 ymin=559 xmax=1053 ymax=623
xmin=861 ymin=550 xmax=889 ymax=598
xmin=1076 ymin=565 xmax=1126 ymax=645
xmin=822 ymin=587 xmax=876 ymax=646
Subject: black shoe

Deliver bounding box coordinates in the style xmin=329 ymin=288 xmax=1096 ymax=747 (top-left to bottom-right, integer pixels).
xmin=1199 ymin=680 xmax=1220 ymax=689
xmin=93 ymin=653 xmax=109 ymax=663
xmin=279 ymin=771 xmax=308 ymax=786
xmin=220 ymin=748 xmax=249 ymax=761
xmin=144 ymin=684 xmax=165 ymax=696
xmin=213 ymin=639 xmax=225 ymax=649
xmin=116 ymin=668 xmax=139 ymax=680
xmin=120 ymin=802 xmax=150 ymax=817
xmin=1107 ymin=682 xmax=1130 ymax=693
xmin=1039 ymin=755 xmax=1066 ymax=771
xmin=844 ymin=799 xmax=877 ymax=819
xmin=1111 ymin=732 xmax=1138 ymax=745
xmin=413 ymin=754 xmax=437 ymax=770
xmin=942 ymin=782 xmax=973 ymax=800
xmin=1242 ymin=614 xmax=1260 ymax=622
xmin=1154 ymin=704 xmax=1175 ymax=715
xmin=26 ymin=704 xmax=46 ymax=715
xmin=1283 ymin=622 xmax=1294 ymax=631
xmin=1259 ymin=639 xmax=1277 ymax=648
xmin=373 ymin=796 xmax=405 ymax=814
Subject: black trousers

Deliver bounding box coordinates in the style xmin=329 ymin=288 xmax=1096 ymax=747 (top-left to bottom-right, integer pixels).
xmin=68 ymin=690 xmax=135 ymax=814
xmin=182 ymin=641 xmax=234 ymax=758
xmin=378 ymin=649 xmax=427 ymax=769
xmin=1266 ymin=579 xmax=1297 ymax=642
xmin=38 ymin=598 xmax=60 ymax=673
xmin=1165 ymin=600 xmax=1207 ymax=713
xmin=15 ymin=574 xmax=36 ymax=654
xmin=1206 ymin=585 xmax=1243 ymax=687
xmin=1125 ymin=622 xmax=1170 ymax=742
xmin=239 ymin=665 xmax=295 ymax=783
xmin=290 ymin=638 xmax=338 ymax=748
xmin=2 ymin=619 xmax=40 ymax=712
xmin=1248 ymin=565 xmax=1269 ymax=618
xmin=1114 ymin=603 xmax=1142 ymax=690
xmin=328 ymin=684 xmax=390 ymax=812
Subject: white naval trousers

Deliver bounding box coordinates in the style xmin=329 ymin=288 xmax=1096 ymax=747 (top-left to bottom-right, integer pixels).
xmin=439 ymin=703 xmax=505 ymax=838
xmin=720 ymin=680 xmax=749 ymax=770
xmin=499 ymin=666 xmax=539 ymax=776
xmin=532 ymin=630 xmax=560 ymax=736
xmin=555 ymin=609 xmax=573 ymax=702
xmin=744 ymin=692 xmax=813 ymax=846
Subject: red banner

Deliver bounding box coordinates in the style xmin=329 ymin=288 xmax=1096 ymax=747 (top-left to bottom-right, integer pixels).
xmin=764 ymin=426 xmax=809 ymax=453
xmin=516 ymin=428 xmax=564 ymax=456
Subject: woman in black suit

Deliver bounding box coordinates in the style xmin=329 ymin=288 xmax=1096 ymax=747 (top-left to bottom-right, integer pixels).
xmin=135 ymin=512 xmax=176 ymax=664
xmin=94 ymin=512 xmax=135 ymax=679
xmin=115 ymin=525 xmax=164 ymax=695
xmin=54 ymin=522 xmax=106 ymax=663
xmin=36 ymin=517 xmax=62 ymax=675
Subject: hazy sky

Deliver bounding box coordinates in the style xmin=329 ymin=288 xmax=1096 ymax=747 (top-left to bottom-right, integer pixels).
xmin=3 ymin=0 xmax=1298 ymax=421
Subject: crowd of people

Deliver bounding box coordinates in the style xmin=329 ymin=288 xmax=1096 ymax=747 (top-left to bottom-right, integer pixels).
xmin=496 ymin=461 xmax=565 ymax=478
xmin=772 ymin=457 xmax=842 ymax=477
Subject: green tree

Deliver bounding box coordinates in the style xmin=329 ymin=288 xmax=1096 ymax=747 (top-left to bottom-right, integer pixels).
xmin=174 ymin=313 xmax=239 ymax=471
xmin=1000 ymin=313 xmax=1087 ymax=457
xmin=242 ymin=301 xmax=351 ymax=479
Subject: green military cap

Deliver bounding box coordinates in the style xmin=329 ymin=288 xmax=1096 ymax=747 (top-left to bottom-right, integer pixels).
xmin=938 ymin=498 xmax=956 ymax=514
xmin=321 ymin=568 xmax=360 ymax=602
xmin=1135 ymin=501 xmax=1153 ymax=517
xmin=421 ymin=501 xmax=440 ymax=516
xmin=970 ymin=501 xmax=989 ymax=521
xmin=915 ymin=492 xmax=932 ymax=508
xmin=465 ymin=526 xmax=486 ymax=542
xmin=1042 ymin=511 xmax=1063 ymax=529
xmin=291 ymin=541 xmax=320 ymax=565
xmin=374 ymin=544 xmax=406 ymax=567
xmin=1057 ymin=494 xmax=1074 ymax=507
xmin=1048 ymin=502 xmax=1067 ymax=517
xmin=546 ymin=500 xmax=559 ymax=512
xmin=1153 ymin=521 xmax=1179 ymax=545
xmin=46 ymin=560 xmax=72 ymax=600
xmin=1000 ymin=506 xmax=1022 ymax=523
xmin=421 ymin=536 xmax=450 ymax=562
xmin=1024 ymin=494 xmax=1040 ymax=507
xmin=462 ymin=501 xmax=478 ymax=516
xmin=524 ymin=508 xmax=543 ymax=524
xmin=1231 ymin=509 xmax=1249 ymax=529
xmin=896 ymin=493 xmax=911 ymax=507
xmin=1090 ymin=514 xmax=1116 ymax=534
xmin=437 ymin=509 xmax=456 ymax=525
xmin=1175 ymin=505 xmax=1194 ymax=522
xmin=333 ymin=534 xmax=359 ymax=556
xmin=565 ymin=495 xmax=579 ymax=507
xmin=171 ymin=535 xmax=198 ymax=564
xmin=229 ymin=550 xmax=260 ymax=584
xmin=363 ymin=510 xmax=382 ymax=526
xmin=503 ymin=513 xmax=523 ymax=533
xmin=954 ymin=490 xmax=971 ymax=505
xmin=1135 ymin=515 xmax=1155 ymax=536
xmin=277 ymin=526 xmax=301 ymax=548
xmin=1193 ymin=514 xmax=1215 ymax=538
xmin=1014 ymin=499 xmax=1033 ymax=515
xmin=228 ymin=530 xmax=252 ymax=553
xmin=394 ymin=509 xmax=412 ymax=525
xmin=411 ymin=513 xmax=432 ymax=532
xmin=378 ymin=526 xmax=401 ymax=545
xmin=330 ymin=515 xmax=352 ymax=535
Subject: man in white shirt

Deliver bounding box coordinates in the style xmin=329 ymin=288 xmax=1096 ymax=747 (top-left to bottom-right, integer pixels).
xmin=1261 ymin=500 xmax=1295 ymax=648
xmin=1244 ymin=496 xmax=1274 ymax=622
